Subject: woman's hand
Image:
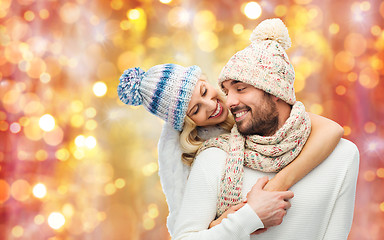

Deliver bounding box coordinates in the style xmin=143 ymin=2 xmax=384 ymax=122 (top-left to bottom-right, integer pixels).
xmin=208 ymin=202 xmax=246 ymax=228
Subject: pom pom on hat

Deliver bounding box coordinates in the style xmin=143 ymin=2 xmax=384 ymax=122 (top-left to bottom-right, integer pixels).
xmin=117 ymin=67 xmax=145 ymax=106
xmin=250 ymin=18 xmax=291 ymax=50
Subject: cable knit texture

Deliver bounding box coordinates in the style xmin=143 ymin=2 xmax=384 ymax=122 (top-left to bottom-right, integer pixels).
xmin=197 ymin=101 xmax=311 ymax=217
xmin=219 ymin=18 xmax=296 ymax=105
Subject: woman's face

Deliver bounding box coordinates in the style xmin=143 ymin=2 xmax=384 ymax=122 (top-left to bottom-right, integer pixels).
xmin=186 ymin=80 xmax=229 ymax=127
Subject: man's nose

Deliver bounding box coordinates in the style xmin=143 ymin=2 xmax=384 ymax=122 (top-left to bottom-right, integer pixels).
xmin=225 ymin=92 xmax=239 ymax=109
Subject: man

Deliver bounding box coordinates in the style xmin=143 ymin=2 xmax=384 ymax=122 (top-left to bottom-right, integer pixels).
xmin=173 ymin=18 xmax=359 ymax=239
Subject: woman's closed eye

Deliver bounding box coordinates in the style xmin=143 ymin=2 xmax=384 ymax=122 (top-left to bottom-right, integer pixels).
xmin=237 ymin=87 xmax=246 ymax=92
xmin=201 ymin=86 xmax=207 ymax=96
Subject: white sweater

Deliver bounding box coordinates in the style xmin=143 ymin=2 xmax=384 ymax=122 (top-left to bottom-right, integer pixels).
xmin=173 ymin=139 xmax=359 ymax=240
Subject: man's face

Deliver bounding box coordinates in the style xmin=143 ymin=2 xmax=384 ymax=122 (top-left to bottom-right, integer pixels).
xmin=222 ymin=80 xmax=279 ymax=136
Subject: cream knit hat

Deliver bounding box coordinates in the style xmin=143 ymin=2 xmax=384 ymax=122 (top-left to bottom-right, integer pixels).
xmin=219 ymin=18 xmax=296 ymax=105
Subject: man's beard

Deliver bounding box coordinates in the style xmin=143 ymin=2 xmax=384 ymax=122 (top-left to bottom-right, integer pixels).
xmin=233 ymin=95 xmax=279 ymax=136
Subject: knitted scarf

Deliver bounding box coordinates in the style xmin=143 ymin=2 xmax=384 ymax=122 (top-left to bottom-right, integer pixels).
xmin=197 ymin=101 xmax=311 ymax=217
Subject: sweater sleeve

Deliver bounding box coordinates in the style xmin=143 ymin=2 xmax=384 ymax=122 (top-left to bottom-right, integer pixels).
xmin=323 ymin=142 xmax=360 ymax=239
xmin=173 ymin=148 xmax=264 ymax=240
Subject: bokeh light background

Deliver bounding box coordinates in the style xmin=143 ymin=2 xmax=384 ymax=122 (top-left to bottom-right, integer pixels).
xmin=0 ymin=0 xmax=383 ymax=239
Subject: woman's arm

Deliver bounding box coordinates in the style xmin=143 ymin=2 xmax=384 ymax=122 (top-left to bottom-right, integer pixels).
xmin=263 ymin=113 xmax=344 ymax=191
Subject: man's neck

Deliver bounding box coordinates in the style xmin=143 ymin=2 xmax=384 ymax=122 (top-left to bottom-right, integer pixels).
xmin=276 ymin=101 xmax=292 ymax=130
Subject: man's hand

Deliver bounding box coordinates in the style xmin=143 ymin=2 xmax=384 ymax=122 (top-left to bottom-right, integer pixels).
xmin=209 ymin=202 xmax=246 ymax=228
xmin=246 ymin=176 xmax=294 ymax=228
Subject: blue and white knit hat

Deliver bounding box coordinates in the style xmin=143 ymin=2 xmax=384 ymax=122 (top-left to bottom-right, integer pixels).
xmin=117 ymin=63 xmax=201 ymax=131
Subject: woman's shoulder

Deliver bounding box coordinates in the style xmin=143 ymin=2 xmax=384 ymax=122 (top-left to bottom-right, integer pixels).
xmin=197 ymin=125 xmax=229 ymax=141
xmin=193 ymin=147 xmax=227 ymax=170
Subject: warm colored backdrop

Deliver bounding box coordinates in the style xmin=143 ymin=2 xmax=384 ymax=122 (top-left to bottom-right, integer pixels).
xmin=0 ymin=0 xmax=383 ymax=239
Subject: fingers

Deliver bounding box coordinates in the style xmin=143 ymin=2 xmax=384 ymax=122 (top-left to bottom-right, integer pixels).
xmin=280 ymin=190 xmax=294 ymax=200
xmin=232 ymin=202 xmax=245 ymax=211
xmin=253 ymin=176 xmax=269 ymax=190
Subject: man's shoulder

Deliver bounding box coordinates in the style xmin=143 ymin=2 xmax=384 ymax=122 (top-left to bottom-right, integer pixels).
xmin=193 ymin=147 xmax=227 ymax=168
xmin=329 ymin=138 xmax=360 ymax=170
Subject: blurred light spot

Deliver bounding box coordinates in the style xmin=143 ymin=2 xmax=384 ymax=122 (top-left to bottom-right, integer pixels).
xmin=104 ymin=183 xmax=117 ymax=195
xmin=360 ymin=1 xmax=370 ymax=11
xmin=27 ymin=57 xmax=47 ymax=79
xmin=70 ymin=114 xmax=84 ymax=128
xmin=39 ymin=9 xmax=49 ymax=19
xmin=274 ymin=5 xmax=287 ymax=17
xmin=39 ymin=114 xmax=55 ymax=132
xmin=62 ymin=203 xmax=75 ymax=218
xmin=97 ymin=212 xmax=107 ymax=222
xmin=111 ymin=0 xmax=123 ymax=10
xmin=115 ymin=178 xmax=126 ymax=189
xmin=371 ymin=25 xmax=381 ymax=36
xmin=364 ymin=170 xmax=376 ymax=182
xmin=329 ymin=23 xmax=339 ymax=34
xmin=345 ymin=33 xmax=366 ymax=57
xmin=56 ymin=148 xmax=70 ymax=161
xmin=243 ymin=2 xmax=262 ymax=20
xmin=57 ymin=185 xmax=68 ymax=195
xmin=128 ymin=9 xmax=140 ymax=20
xmin=0 ymin=121 xmax=9 ymax=131
xmin=93 ymin=81 xmax=107 ymax=97
xmin=43 ymin=126 xmax=64 ymax=146
xmin=60 ymin=2 xmax=81 ymax=24
xmin=160 ymin=0 xmax=172 ymax=4
xmin=0 ymin=179 xmax=10 ymax=203
xmin=294 ymin=72 xmax=306 ymax=93
xmin=367 ymin=142 xmax=378 ymax=151
xmin=35 ymin=149 xmax=48 ymax=161
xmin=194 ymin=10 xmax=216 ymax=32
xmin=294 ymin=0 xmax=312 ymax=4
xmin=85 ymin=120 xmax=98 ymax=131
xmin=347 ymin=72 xmax=357 ymax=82
xmin=74 ymin=149 xmax=85 ymax=159
xmin=334 ymin=51 xmax=354 ymax=72
xmin=310 ymin=104 xmax=323 ymax=115
xmin=11 ymin=179 xmax=31 ymax=202
xmin=33 ymin=183 xmax=47 ymax=199
xmin=335 ymin=85 xmax=346 ymax=95
xmin=24 ymin=117 xmax=43 ymax=140
xmin=343 ymin=126 xmax=351 ymax=136
xmin=197 ymin=31 xmax=218 ymax=52
xmin=120 ymin=20 xmax=131 ymax=30
xmin=11 ymin=225 xmax=24 ymax=238
xmin=168 ymin=7 xmax=191 ymax=28
xmin=364 ymin=122 xmax=376 ymax=134
xmin=24 ymin=10 xmax=35 ymax=21
xmin=85 ymin=107 xmax=97 ymax=118
xmin=377 ymin=168 xmax=384 ymax=178
xmin=233 ymin=24 xmax=244 ymax=35
xmin=75 ymin=135 xmax=85 ymax=147
xmin=148 ymin=204 xmax=159 ymax=218
xmin=370 ymin=56 xmax=383 ymax=70
xmin=34 ymin=215 xmax=45 ymax=225
xmin=359 ymin=67 xmax=379 ymax=89
xmin=10 ymin=122 xmax=21 ymax=133
xmin=85 ymin=136 xmax=97 ymax=149
xmin=40 ymin=72 xmax=51 ymax=83
xmin=380 ymin=2 xmax=384 ymax=19
xmin=48 ymin=212 xmax=66 ymax=230
xmin=380 ymin=202 xmax=384 ymax=212
xmin=142 ymin=162 xmax=158 ymax=176
xmin=143 ymin=215 xmax=155 ymax=230
xmin=0 ymin=111 xmax=6 ymax=121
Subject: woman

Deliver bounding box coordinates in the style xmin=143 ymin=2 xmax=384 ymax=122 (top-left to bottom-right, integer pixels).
xmin=117 ymin=63 xmax=343 ymax=237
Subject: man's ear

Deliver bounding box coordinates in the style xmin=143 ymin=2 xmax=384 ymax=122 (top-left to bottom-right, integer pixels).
xmin=272 ymin=96 xmax=279 ymax=102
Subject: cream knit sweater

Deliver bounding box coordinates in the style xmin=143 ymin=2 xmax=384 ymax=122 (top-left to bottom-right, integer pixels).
xmin=173 ymin=139 xmax=359 ymax=240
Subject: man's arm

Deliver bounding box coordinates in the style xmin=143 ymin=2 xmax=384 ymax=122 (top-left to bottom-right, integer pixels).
xmin=173 ymin=148 xmax=293 ymax=240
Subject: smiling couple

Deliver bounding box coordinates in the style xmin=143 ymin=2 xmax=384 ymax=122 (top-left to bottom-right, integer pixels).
xmin=118 ymin=18 xmax=359 ymax=240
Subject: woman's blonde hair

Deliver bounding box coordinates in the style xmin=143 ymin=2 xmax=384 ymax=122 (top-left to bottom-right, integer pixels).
xmin=179 ymin=93 xmax=234 ymax=166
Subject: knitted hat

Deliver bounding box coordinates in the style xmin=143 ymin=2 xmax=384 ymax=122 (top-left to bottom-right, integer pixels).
xmin=117 ymin=64 xmax=201 ymax=131
xmin=219 ymin=18 xmax=296 ymax=105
